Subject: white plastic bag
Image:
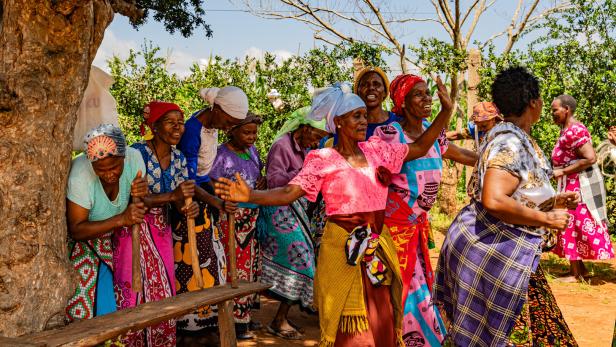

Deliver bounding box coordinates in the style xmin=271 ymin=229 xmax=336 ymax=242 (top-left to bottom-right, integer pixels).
xmin=73 ymin=66 xmax=120 ymax=150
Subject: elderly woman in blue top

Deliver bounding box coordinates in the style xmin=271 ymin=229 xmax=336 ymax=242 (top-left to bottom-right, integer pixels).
xmin=65 ymin=124 xmax=147 ymax=322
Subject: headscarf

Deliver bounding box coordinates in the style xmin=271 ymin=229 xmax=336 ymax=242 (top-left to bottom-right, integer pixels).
xmin=199 ymin=86 xmax=248 ymax=120
xmin=273 ymin=106 xmax=327 ymax=141
xmin=83 ymin=124 xmax=126 ymax=162
xmin=141 ymin=101 xmax=183 ymax=139
xmin=230 ymin=112 xmax=263 ymax=130
xmin=308 ymin=82 xmax=366 ymax=133
xmin=353 ymin=66 xmax=390 ymax=97
xmin=389 ymin=74 xmax=426 ymax=115
xmin=472 ymin=101 xmax=503 ymax=122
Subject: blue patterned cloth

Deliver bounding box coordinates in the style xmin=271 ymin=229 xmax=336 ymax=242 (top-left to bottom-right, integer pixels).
xmin=433 ymin=201 xmax=543 ymax=347
xmin=131 ymin=141 xmax=188 ymax=194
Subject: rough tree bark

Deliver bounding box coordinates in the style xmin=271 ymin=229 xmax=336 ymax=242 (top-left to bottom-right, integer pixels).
xmin=0 ymin=1 xmax=114 ymax=336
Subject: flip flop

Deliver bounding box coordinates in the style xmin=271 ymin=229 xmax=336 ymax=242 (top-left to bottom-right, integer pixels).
xmin=266 ymin=324 xmax=303 ymax=340
xmin=287 ymin=319 xmax=306 ymax=334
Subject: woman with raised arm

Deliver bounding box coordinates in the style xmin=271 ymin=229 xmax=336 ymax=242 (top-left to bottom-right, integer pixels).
xmin=215 ymin=80 xmax=453 ymax=347
xmin=371 ymin=73 xmax=476 ymax=345
xmin=434 ymin=67 xmax=579 ymax=346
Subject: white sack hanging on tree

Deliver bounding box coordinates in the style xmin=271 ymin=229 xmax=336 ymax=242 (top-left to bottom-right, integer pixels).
xmin=73 ymin=66 xmax=120 ymax=150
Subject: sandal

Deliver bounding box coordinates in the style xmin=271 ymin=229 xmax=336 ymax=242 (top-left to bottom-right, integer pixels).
xmin=287 ymin=319 xmax=305 ymax=334
xmin=266 ymin=324 xmax=303 ymax=340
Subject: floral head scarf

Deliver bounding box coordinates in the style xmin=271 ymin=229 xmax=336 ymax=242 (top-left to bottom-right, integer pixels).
xmin=83 ymin=124 xmax=126 ymax=162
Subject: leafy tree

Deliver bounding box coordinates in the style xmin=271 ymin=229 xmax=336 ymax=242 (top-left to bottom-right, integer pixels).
xmin=0 ymin=0 xmax=214 ymax=336
xmin=109 ymin=42 xmax=387 ymax=159
xmin=478 ymin=0 xmax=616 ymax=232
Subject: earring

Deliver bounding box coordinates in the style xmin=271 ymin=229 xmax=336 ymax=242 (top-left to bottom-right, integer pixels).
xmin=401 ymin=103 xmax=406 ymax=107
xmin=337 ymin=125 xmax=342 ymax=128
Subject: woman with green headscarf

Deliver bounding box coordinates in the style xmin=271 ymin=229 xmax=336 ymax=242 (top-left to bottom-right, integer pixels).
xmin=259 ymin=106 xmax=328 ymax=339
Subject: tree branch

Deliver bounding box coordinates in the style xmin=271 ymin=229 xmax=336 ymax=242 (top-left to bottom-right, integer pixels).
xmin=110 ymin=0 xmax=143 ymax=24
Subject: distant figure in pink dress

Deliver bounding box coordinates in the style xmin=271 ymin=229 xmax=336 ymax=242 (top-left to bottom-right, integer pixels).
xmin=550 ymin=94 xmax=614 ymax=281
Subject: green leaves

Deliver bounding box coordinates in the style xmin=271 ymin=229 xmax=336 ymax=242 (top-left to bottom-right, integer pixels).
xmin=108 ymin=41 xmax=386 ymax=158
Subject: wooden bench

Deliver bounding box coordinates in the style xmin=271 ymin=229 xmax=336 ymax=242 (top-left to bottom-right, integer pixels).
xmin=8 ymin=281 xmax=269 ymax=347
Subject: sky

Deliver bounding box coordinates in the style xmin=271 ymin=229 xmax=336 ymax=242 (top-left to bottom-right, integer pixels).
xmin=93 ymin=1 xmax=558 ymax=76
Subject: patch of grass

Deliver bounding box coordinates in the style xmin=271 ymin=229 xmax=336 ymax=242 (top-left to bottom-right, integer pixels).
xmin=429 ymin=206 xmax=454 ymax=235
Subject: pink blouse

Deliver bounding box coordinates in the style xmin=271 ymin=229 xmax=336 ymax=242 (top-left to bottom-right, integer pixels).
xmin=551 ymin=122 xmax=592 ymax=168
xmin=289 ymin=136 xmax=409 ymax=216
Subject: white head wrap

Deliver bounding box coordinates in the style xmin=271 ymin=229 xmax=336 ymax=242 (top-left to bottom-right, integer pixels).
xmin=308 ymin=82 xmax=366 ymax=133
xmin=199 ymin=86 xmax=248 ymax=120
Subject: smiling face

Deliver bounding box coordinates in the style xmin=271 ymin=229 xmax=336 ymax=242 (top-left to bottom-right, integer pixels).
xmin=334 ymin=107 xmax=368 ymax=142
xmin=230 ymin=123 xmax=259 ymax=150
xmin=153 ymin=110 xmax=185 ymax=145
xmin=357 ymin=72 xmax=387 ymax=109
xmin=404 ymin=82 xmax=432 ymax=119
xmin=92 ymin=156 xmax=125 ymax=185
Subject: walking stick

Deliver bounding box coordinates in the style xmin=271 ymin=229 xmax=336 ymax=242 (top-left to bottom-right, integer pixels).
xmin=131 ymin=197 xmax=142 ymax=293
xmin=227 ymin=212 xmax=238 ymax=289
xmin=186 ymin=197 xmax=204 ymax=288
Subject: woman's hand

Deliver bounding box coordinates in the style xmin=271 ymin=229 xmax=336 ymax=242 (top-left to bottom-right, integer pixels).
xmin=121 ymin=201 xmax=146 ymax=226
xmin=221 ymin=200 xmax=238 ymax=213
xmin=435 ymin=76 xmax=453 ymax=113
xmin=180 ymin=201 xmax=200 ymax=219
xmin=544 ymin=209 xmax=571 ymax=231
xmin=173 ymin=180 xmax=196 ymax=203
xmin=553 ymin=168 xmax=565 ymax=179
xmin=214 ymin=173 xmax=251 ymax=202
xmin=131 ymin=170 xmax=148 ymax=198
xmin=555 ymin=191 xmax=580 ymax=210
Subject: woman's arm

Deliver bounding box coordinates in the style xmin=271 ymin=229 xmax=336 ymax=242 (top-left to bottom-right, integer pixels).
xmin=67 ymin=200 xmax=145 ymax=241
xmin=481 ymin=168 xmax=569 ymax=230
xmin=443 ymin=143 xmax=478 ymax=166
xmin=553 ymin=141 xmax=597 ymax=178
xmin=404 ymin=76 xmax=454 ymax=161
xmin=215 ymin=173 xmax=305 ymax=206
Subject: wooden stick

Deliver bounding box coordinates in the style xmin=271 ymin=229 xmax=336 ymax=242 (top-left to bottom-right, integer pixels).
xmin=227 ymin=213 xmax=238 ymax=289
xmin=185 ymin=197 xmax=204 ymax=289
xmin=131 ymin=197 xmax=142 ymax=294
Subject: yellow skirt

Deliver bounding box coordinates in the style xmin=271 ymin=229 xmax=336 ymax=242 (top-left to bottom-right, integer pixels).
xmin=314 ymin=221 xmax=403 ymax=347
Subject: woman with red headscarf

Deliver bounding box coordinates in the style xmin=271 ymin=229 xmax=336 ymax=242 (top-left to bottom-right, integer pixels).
xmin=373 ymin=74 xmax=478 ymax=345
xmin=112 ymin=101 xmax=200 ymax=346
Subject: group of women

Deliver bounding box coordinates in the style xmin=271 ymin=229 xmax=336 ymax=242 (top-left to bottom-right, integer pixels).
xmin=64 ymin=64 xmax=612 ymax=347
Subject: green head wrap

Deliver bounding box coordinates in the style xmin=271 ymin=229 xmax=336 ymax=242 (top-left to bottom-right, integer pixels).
xmin=274 ymin=106 xmax=327 ymax=141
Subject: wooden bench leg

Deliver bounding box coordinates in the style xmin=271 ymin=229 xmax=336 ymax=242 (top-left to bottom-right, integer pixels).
xmin=218 ymin=299 xmax=237 ymax=347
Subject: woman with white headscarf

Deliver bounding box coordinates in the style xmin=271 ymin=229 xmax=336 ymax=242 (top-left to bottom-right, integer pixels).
xmin=215 ymin=79 xmax=453 ymax=347
xmin=175 ymin=86 xmax=245 ymax=344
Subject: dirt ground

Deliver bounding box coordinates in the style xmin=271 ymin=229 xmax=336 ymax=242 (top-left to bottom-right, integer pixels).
xmin=240 ymin=229 xmax=616 ymax=347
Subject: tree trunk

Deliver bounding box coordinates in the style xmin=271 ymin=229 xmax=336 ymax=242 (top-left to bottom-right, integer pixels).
xmin=0 ymin=1 xmax=113 ymax=336
xmin=437 ymin=72 xmax=463 ymax=215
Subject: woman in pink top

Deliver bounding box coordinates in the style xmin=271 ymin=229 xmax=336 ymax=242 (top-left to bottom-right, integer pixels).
xmin=550 ymin=94 xmax=613 ymax=281
xmin=215 ymin=80 xmax=453 ymax=347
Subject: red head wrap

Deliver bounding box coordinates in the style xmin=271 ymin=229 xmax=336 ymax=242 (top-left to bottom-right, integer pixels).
xmin=472 ymin=101 xmax=502 ymax=122
xmin=389 ymin=74 xmax=426 ymax=115
xmin=141 ymin=101 xmax=183 ymax=136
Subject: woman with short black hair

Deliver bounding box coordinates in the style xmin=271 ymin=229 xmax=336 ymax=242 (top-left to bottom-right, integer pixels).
xmin=434 ymin=67 xmax=579 ymax=346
